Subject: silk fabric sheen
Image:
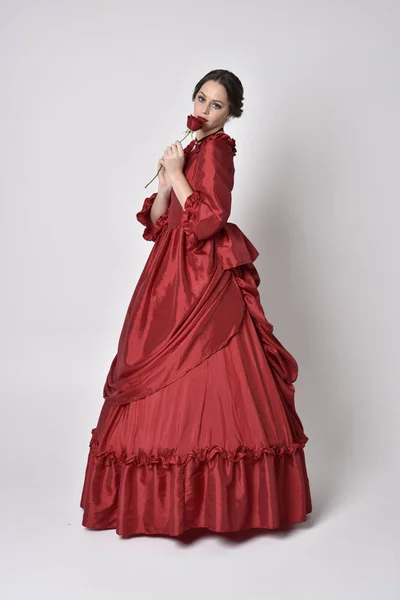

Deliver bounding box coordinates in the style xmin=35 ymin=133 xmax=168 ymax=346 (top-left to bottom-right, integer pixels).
xmin=103 ymin=132 xmax=297 ymax=405
xmin=81 ymin=130 xmax=312 ymax=536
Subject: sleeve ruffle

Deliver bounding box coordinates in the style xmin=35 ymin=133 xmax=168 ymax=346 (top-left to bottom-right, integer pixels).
xmin=181 ymin=191 xmax=203 ymax=250
xmin=136 ymin=192 xmax=169 ymax=242
xmin=182 ymin=203 xmax=260 ymax=272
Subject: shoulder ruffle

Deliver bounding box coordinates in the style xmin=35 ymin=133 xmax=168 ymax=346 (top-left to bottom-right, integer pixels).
xmin=212 ymin=131 xmax=237 ymax=155
xmin=184 ymin=131 xmax=237 ymax=156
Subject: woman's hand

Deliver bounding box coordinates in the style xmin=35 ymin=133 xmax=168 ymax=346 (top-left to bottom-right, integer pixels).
xmin=162 ymin=141 xmax=185 ymax=178
xmin=157 ymin=157 xmax=172 ymax=191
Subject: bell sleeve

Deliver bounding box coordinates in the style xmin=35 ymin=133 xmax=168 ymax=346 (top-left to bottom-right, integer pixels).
xmin=136 ymin=191 xmax=169 ymax=242
xmin=181 ymin=135 xmax=235 ymax=250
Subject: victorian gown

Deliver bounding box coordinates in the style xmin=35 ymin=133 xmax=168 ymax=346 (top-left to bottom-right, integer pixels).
xmin=80 ymin=128 xmax=312 ymax=536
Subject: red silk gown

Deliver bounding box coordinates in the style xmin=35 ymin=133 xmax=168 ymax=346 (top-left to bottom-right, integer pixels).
xmin=80 ymin=128 xmax=312 ymax=536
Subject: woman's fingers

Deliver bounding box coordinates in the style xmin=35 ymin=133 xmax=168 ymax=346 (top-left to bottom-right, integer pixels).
xmin=164 ymin=141 xmax=182 ymax=154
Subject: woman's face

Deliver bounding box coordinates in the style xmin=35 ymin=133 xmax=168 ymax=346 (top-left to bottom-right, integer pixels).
xmin=193 ymin=80 xmax=231 ymax=134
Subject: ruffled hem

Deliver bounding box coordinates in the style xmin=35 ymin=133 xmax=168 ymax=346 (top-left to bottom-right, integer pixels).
xmin=136 ymin=192 xmax=169 ymax=242
xmin=81 ymin=435 xmax=312 ymax=536
xmin=87 ymin=429 xmax=309 ymax=468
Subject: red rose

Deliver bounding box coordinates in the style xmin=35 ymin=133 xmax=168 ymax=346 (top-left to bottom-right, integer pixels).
xmin=186 ymin=114 xmax=208 ymax=132
xmin=144 ymin=114 xmax=209 ymax=188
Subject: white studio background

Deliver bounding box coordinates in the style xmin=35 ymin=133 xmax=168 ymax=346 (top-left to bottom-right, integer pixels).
xmin=1 ymin=1 xmax=398 ymax=599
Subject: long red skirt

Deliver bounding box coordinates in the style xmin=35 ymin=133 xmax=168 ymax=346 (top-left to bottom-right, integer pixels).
xmin=80 ymin=278 xmax=312 ymax=536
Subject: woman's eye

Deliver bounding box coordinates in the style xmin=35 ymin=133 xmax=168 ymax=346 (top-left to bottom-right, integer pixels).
xmin=198 ymin=96 xmax=221 ymax=109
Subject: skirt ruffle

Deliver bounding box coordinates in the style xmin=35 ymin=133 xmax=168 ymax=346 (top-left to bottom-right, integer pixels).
xmin=81 ymin=440 xmax=310 ymax=536
xmin=80 ymin=309 xmax=312 ymax=537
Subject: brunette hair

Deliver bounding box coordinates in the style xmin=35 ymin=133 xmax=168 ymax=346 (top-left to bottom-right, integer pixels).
xmin=192 ymin=69 xmax=244 ymax=118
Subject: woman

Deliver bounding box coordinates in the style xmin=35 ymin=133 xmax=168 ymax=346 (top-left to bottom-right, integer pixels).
xmin=80 ymin=69 xmax=312 ymax=537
